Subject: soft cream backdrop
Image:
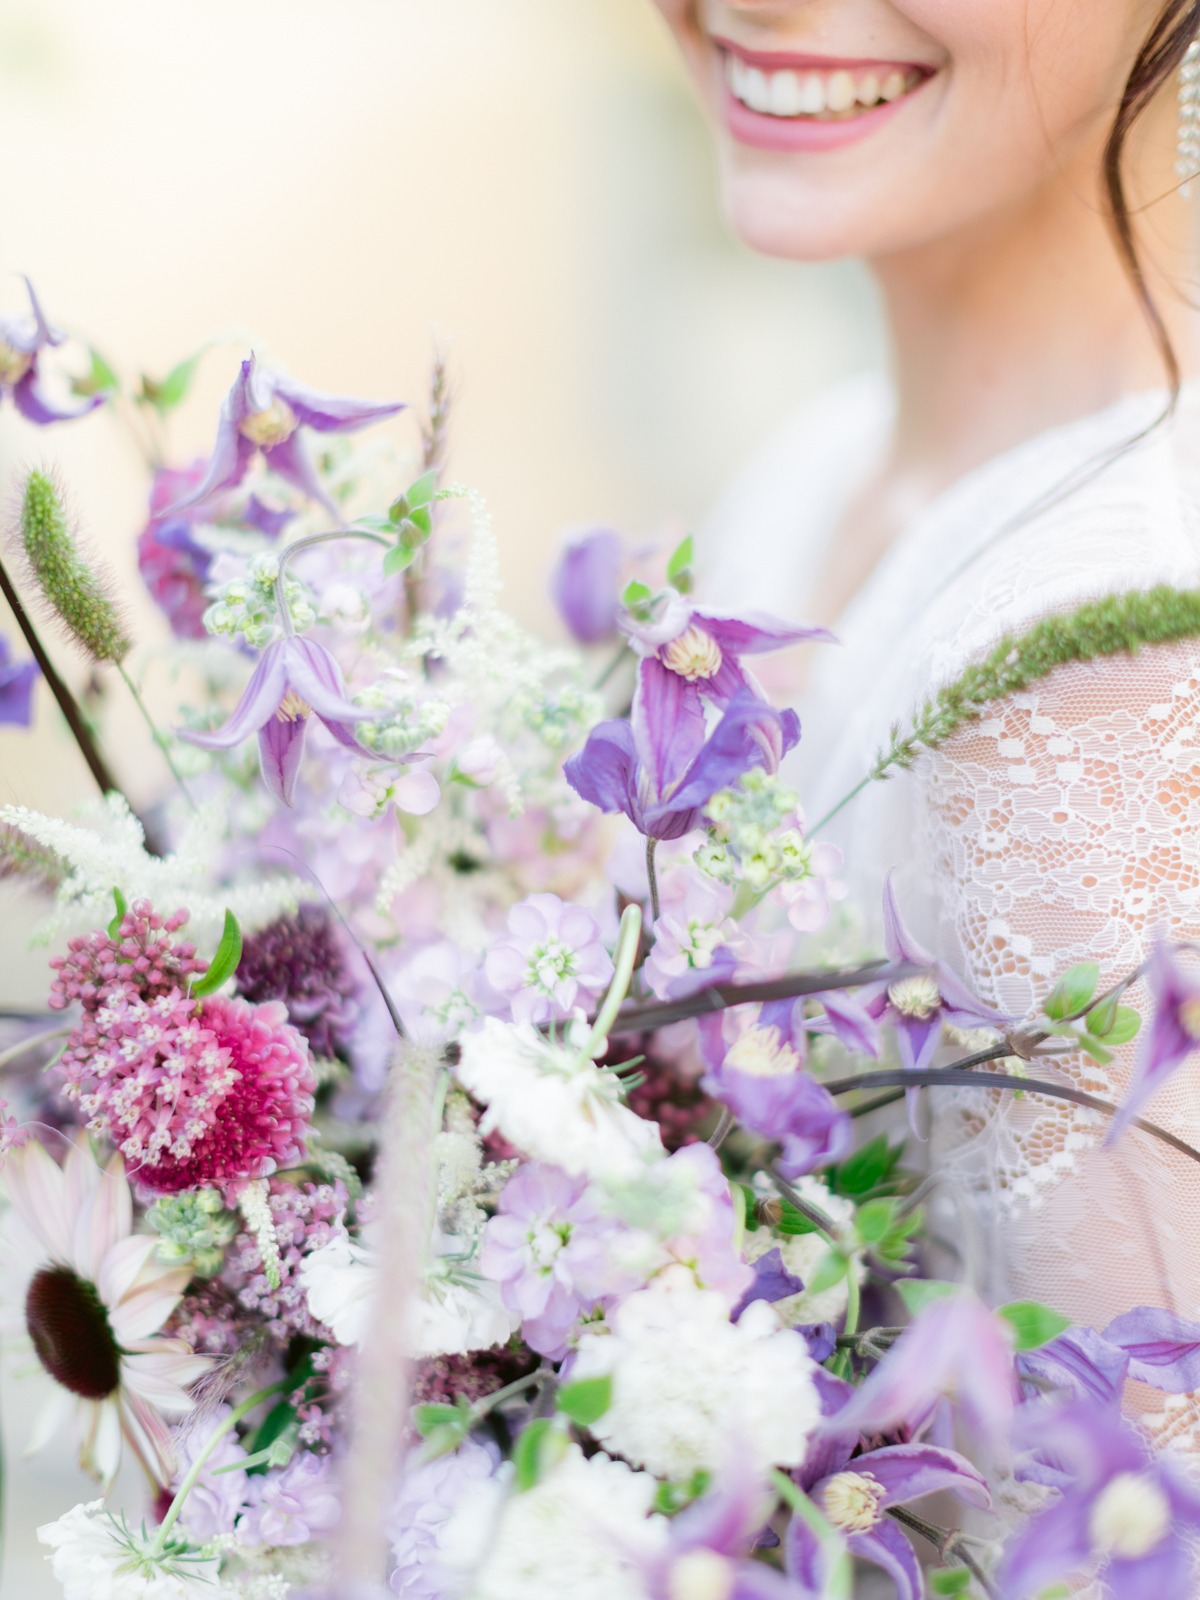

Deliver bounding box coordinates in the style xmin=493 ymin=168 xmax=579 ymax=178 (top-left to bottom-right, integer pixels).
xmin=0 ymin=0 xmax=881 ymax=1589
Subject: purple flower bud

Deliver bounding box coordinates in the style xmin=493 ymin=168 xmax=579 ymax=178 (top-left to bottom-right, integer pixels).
xmin=0 ymin=633 xmax=38 ymax=727
xmin=551 ymin=527 xmax=622 ymax=644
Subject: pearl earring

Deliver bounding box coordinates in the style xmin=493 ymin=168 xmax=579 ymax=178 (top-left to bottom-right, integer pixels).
xmin=1178 ymin=38 xmax=1200 ymax=196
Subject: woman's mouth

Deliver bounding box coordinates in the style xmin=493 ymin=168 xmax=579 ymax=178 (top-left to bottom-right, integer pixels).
xmin=723 ymin=53 xmax=927 ymax=121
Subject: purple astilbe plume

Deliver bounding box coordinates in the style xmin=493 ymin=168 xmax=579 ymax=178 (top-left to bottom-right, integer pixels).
xmin=565 ymin=686 xmax=800 ymax=841
xmin=866 ymin=875 xmax=1009 ymax=1127
xmin=788 ymin=1371 xmax=990 ymax=1600
xmin=170 ymin=353 xmax=405 ymax=516
xmin=236 ymin=904 xmax=359 ymax=1059
xmin=552 ymin=526 xmax=623 ymax=643
xmin=0 ymin=632 xmax=38 ymax=726
xmin=484 ymin=893 xmax=614 ymax=1025
xmin=178 ymin=634 xmax=378 ymax=805
xmin=699 ymin=1002 xmax=852 ymax=1179
xmin=0 ymin=277 xmax=104 ymax=425
xmin=1108 ymin=938 xmax=1200 ymax=1143
xmin=823 ymin=1290 xmax=1016 ymax=1449
xmin=1001 ymin=1402 xmax=1200 ymax=1598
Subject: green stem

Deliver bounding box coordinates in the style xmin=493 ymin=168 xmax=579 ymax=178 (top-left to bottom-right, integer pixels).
xmin=645 ymin=837 xmax=661 ymax=923
xmin=592 ymin=644 xmax=629 ymax=691
xmin=771 ymin=1469 xmax=853 ymax=1600
xmin=273 ymin=528 xmax=391 ymax=636
xmin=116 ymin=662 xmax=198 ymax=813
xmin=808 ymin=775 xmax=872 ymax=838
xmin=0 ymin=1025 xmax=69 ymax=1074
xmin=586 ymin=904 xmax=644 ymax=1055
xmin=152 ymin=1378 xmax=289 ymax=1553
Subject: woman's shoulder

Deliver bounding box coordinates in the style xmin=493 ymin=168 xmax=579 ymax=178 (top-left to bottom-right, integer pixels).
xmin=697 ymin=370 xmax=893 ymax=614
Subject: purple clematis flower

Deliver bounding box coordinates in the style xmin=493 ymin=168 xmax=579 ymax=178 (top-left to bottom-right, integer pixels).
xmin=866 ymin=875 xmax=1009 ymax=1130
xmin=0 ymin=277 xmax=104 ymax=425
xmin=178 ymin=634 xmax=376 ymax=806
xmin=565 ymin=683 xmax=800 ymax=841
xmin=731 ymin=1247 xmax=807 ymax=1320
xmin=171 ymin=354 xmax=405 ymax=517
xmin=1001 ymin=1402 xmax=1200 ymax=1599
xmin=699 ymin=1002 xmax=852 ymax=1179
xmin=788 ymin=1371 xmax=991 ymax=1600
xmin=0 ymin=633 xmax=39 ymax=726
xmin=822 ymin=1290 xmax=1016 ymax=1450
xmin=1108 ymin=938 xmax=1200 ymax=1144
xmin=551 ymin=526 xmax=623 ymax=644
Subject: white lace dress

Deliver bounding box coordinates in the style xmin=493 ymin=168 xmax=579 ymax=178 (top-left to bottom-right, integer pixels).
xmin=702 ymin=374 xmax=1200 ymax=1451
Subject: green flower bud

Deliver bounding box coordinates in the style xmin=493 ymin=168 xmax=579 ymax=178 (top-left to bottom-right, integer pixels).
xmin=18 ymin=469 xmax=130 ymax=663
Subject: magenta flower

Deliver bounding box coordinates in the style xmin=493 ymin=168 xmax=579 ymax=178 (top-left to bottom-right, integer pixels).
xmin=484 ymin=893 xmax=614 ymax=1025
xmin=1001 ymin=1403 xmax=1200 ymax=1599
xmin=178 ymin=634 xmax=376 ymax=806
xmin=0 ymin=277 xmax=104 ymax=425
xmin=823 ymin=1291 xmax=1016 ymax=1449
xmin=551 ymin=527 xmax=623 ymax=644
xmin=1108 ymin=939 xmax=1200 ymax=1144
xmin=0 ymin=632 xmax=38 ymax=726
xmin=788 ymin=1371 xmax=990 ymax=1600
xmin=171 ymin=354 xmax=405 ymax=516
xmin=136 ymin=461 xmax=215 ymax=640
xmin=566 ymin=687 xmax=800 ymax=841
xmin=699 ymin=1003 xmax=852 ymax=1180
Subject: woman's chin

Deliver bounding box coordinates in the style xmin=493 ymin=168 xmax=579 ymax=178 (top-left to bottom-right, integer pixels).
xmin=716 ymin=165 xmax=890 ymax=263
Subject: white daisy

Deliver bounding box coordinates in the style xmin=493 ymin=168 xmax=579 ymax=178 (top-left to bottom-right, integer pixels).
xmin=2 ymin=1138 xmax=210 ymax=1485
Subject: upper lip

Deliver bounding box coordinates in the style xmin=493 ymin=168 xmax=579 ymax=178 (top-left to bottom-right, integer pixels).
xmin=711 ymin=33 xmax=933 ymax=74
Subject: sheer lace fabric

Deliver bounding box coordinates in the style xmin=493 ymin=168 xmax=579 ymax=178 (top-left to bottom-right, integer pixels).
xmin=702 ymin=380 xmax=1200 ymax=1383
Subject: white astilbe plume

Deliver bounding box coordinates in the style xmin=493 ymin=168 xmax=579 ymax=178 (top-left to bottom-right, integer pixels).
xmin=0 ymin=794 xmax=308 ymax=943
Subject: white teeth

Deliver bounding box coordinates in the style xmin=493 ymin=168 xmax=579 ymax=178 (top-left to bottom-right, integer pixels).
xmin=724 ymin=55 xmax=921 ymax=119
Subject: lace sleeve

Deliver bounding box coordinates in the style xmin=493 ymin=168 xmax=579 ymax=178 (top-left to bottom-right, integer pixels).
xmin=916 ymin=639 xmax=1200 ymax=1443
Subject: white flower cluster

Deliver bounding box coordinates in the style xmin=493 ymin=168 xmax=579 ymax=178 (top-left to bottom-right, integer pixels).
xmin=38 ymin=1501 xmax=237 ymax=1600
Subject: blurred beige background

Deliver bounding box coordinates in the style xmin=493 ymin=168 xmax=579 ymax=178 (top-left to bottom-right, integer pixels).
xmin=0 ymin=0 xmax=882 ymax=1591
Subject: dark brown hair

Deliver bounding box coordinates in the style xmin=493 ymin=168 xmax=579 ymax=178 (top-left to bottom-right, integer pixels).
xmin=1104 ymin=0 xmax=1200 ymax=400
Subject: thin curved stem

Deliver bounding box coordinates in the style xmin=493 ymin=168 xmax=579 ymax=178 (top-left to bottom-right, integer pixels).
xmin=645 ymin=838 xmax=661 ymax=923
xmin=605 ymin=960 xmax=911 ymax=1037
xmin=887 ymin=1505 xmax=999 ymax=1599
xmin=116 ymin=662 xmax=198 ymax=813
xmin=0 ymin=1025 xmax=69 ymax=1074
xmin=273 ymin=528 xmax=391 ymax=636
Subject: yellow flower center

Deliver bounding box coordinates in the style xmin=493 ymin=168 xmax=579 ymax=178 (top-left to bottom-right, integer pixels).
xmin=662 ymin=625 xmax=723 ymax=682
xmin=1179 ymin=997 xmax=1200 ymax=1042
xmin=276 ymin=689 xmax=312 ymax=722
xmin=0 ymin=339 xmax=33 ymax=385
xmin=887 ymin=974 xmax=942 ymax=1021
xmin=821 ymin=1470 xmax=887 ymax=1533
xmin=1088 ymin=1472 xmax=1171 ymax=1560
xmin=725 ymin=1024 xmax=799 ymax=1077
xmin=239 ymin=394 xmax=299 ymax=449
xmin=667 ymin=1550 xmax=734 ymax=1600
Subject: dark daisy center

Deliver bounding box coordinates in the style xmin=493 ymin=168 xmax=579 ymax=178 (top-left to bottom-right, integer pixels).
xmin=25 ymin=1264 xmax=122 ymax=1400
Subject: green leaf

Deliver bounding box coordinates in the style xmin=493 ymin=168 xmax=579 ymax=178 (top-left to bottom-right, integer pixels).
xmin=140 ymin=347 xmax=206 ymax=414
xmin=895 ymin=1279 xmax=961 ymax=1317
xmin=1044 ymin=962 xmax=1099 ymax=1021
xmin=107 ymin=886 xmax=128 ymax=939
xmin=775 ymin=1200 xmax=820 ymax=1236
xmin=1000 ymin=1300 xmax=1072 ymax=1351
xmin=75 ymin=346 xmax=119 ymax=398
xmin=406 ymin=470 xmax=439 ymax=509
xmin=738 ymin=1184 xmax=760 ymax=1231
xmin=1087 ymin=1002 xmax=1140 ymax=1047
xmin=666 ymin=534 xmax=695 ymax=593
xmin=406 ymin=506 xmax=433 ymax=538
xmin=383 ymin=542 xmax=416 ymax=577
xmin=191 ymin=909 xmax=243 ymax=998
xmin=557 ymin=1375 xmax=612 ymax=1428
xmin=832 ymin=1134 xmax=904 ymax=1197
xmin=1077 ymin=1034 xmax=1114 ymax=1067
xmin=930 ymin=1570 xmax=973 ymax=1597
xmin=622 ymin=579 xmax=653 ymax=608
xmin=806 ymin=1249 xmax=850 ymax=1297
xmin=413 ymin=1403 xmax=466 ymax=1439
xmin=855 ymin=1197 xmax=897 ymax=1246
xmin=513 ymin=1419 xmax=567 ymax=1492
xmin=354 ymin=513 xmax=401 ymax=536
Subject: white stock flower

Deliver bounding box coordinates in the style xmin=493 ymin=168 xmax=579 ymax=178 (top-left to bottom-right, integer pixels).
xmin=439 ymin=1443 xmax=664 ymax=1600
xmin=38 ymin=1500 xmax=236 ymax=1600
xmin=454 ymin=1016 xmax=664 ymax=1184
xmin=572 ymin=1267 xmax=821 ymax=1479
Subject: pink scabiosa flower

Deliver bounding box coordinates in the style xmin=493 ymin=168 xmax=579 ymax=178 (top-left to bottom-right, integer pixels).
xmin=484 ymin=893 xmax=614 ymax=1025
xmin=178 ymin=633 xmax=378 ymax=807
xmin=170 ymin=353 xmax=405 ymax=517
xmin=235 ymin=905 xmax=359 ymax=1060
xmin=1 ymin=1139 xmax=209 ymax=1485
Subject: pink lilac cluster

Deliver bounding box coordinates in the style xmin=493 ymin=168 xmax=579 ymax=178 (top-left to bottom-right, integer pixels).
xmin=227 ymin=1178 xmax=348 ymax=1343
xmin=624 ymin=1053 xmax=713 ymax=1150
xmin=295 ymin=1342 xmax=355 ymax=1450
xmin=235 ymin=905 xmax=359 ymax=1061
xmin=412 ymin=1346 xmax=538 ymax=1409
xmin=48 ymin=900 xmax=316 ymax=1197
xmin=484 ymin=892 xmax=613 ymax=1025
xmin=168 ymin=1280 xmax=247 ymax=1359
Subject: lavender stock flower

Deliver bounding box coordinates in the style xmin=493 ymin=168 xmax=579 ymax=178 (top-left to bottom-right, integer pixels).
xmin=171 ymin=354 xmax=405 ymax=515
xmin=485 ymin=893 xmax=614 ymax=1025
xmin=178 ymin=633 xmax=376 ymax=805
xmin=0 ymin=634 xmax=38 ymax=726
xmin=565 ymin=685 xmax=801 ymax=841
xmin=1108 ymin=938 xmax=1200 ymax=1144
xmin=0 ymin=277 xmax=104 ymax=425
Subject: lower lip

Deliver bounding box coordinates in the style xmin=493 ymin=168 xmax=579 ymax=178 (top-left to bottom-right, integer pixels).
xmin=720 ymin=76 xmax=923 ymax=154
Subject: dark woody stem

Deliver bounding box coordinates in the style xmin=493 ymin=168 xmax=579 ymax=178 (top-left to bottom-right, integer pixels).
xmin=273 ymin=528 xmax=391 ymax=636
xmin=606 ymin=960 xmax=914 ymax=1036
xmin=887 ymin=1505 xmax=1000 ymax=1600
xmin=0 ymin=552 xmax=122 ymax=801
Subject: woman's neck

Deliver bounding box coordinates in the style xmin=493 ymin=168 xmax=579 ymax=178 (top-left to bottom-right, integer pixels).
xmin=871 ymin=143 xmax=1200 ymax=500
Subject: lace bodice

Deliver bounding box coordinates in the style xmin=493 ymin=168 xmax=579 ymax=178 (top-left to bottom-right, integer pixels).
xmin=701 ymin=378 xmax=1200 ymax=1371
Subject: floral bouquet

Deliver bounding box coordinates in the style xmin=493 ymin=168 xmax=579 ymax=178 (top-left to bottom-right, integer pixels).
xmin=3 ymin=277 xmax=1200 ymax=1600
